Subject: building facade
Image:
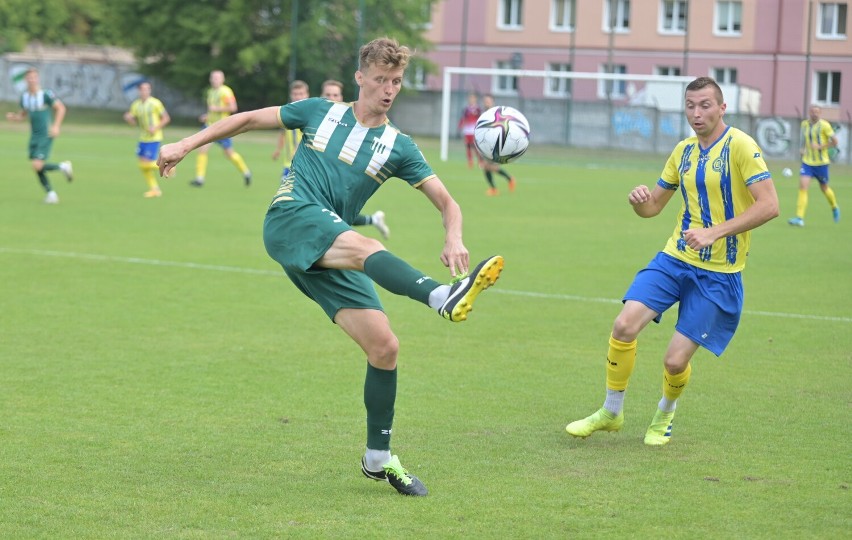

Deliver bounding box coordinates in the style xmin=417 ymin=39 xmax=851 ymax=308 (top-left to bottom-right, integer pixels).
xmin=420 ymin=0 xmax=850 ymax=120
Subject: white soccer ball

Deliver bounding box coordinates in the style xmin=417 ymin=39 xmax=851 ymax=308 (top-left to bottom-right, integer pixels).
xmin=782 ymin=167 xmax=793 ymax=177
xmin=474 ymin=106 xmax=530 ymax=164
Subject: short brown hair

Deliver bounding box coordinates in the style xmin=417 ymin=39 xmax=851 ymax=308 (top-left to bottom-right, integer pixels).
xmin=358 ymin=37 xmax=410 ymax=71
xmin=290 ymin=80 xmax=309 ymax=92
xmin=322 ymin=79 xmax=344 ymax=92
xmin=686 ymin=77 xmax=724 ymax=104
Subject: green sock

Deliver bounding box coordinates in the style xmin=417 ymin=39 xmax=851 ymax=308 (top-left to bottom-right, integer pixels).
xmin=364 ymin=363 xmax=396 ymax=451
xmin=363 ymin=250 xmax=441 ymax=305
xmin=353 ymin=214 xmax=370 ymax=226
xmin=42 ymin=163 xmax=59 ymax=171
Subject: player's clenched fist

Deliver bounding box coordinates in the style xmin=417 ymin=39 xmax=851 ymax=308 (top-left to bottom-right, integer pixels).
xmin=628 ymin=185 xmax=652 ymax=206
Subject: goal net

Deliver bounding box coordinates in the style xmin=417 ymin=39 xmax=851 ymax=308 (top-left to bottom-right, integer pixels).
xmin=439 ymin=67 xmax=755 ymax=161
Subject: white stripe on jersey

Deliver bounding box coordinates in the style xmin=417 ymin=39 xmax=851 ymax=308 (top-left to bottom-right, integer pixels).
xmin=338 ymin=125 xmax=370 ymax=165
xmin=23 ymin=91 xmax=46 ymax=112
xmin=311 ymin=103 xmax=349 ymax=152
xmin=365 ymin=127 xmax=398 ymax=182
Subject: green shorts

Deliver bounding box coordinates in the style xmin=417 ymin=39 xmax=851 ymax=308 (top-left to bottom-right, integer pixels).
xmin=263 ymin=201 xmax=383 ymax=321
xmin=29 ymin=135 xmax=53 ymax=160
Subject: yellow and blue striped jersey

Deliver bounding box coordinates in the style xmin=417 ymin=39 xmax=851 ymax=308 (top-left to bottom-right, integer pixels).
xmin=800 ymin=119 xmax=835 ymax=166
xmin=129 ymin=97 xmax=167 ymax=142
xmin=659 ymin=126 xmax=771 ymax=273
xmin=205 ymin=85 xmax=236 ymax=124
xmin=281 ymin=128 xmax=302 ymax=167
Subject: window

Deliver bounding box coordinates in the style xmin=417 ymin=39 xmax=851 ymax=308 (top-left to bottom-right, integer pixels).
xmin=550 ymin=0 xmax=574 ymax=31
xmin=599 ymin=64 xmax=627 ymax=98
xmin=493 ymin=60 xmax=519 ymax=95
xmin=712 ymin=67 xmax=737 ymax=84
xmin=817 ymin=2 xmax=847 ymax=38
xmin=420 ymin=1 xmax=434 ymax=29
xmin=603 ymin=0 xmax=631 ymax=32
xmin=815 ymin=71 xmax=842 ymax=105
xmin=656 ymin=66 xmax=682 ymax=76
xmin=499 ymin=0 xmax=524 ymax=29
xmin=660 ymin=1 xmax=688 ymax=33
xmin=715 ymin=1 xmax=742 ymax=35
xmin=545 ymin=63 xmax=572 ymax=97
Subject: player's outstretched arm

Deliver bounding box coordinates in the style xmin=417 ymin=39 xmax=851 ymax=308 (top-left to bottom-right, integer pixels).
xmin=158 ymin=106 xmax=280 ymax=177
xmin=419 ymin=177 xmax=469 ymax=278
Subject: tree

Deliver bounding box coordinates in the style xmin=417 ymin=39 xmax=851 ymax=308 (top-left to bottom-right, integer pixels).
xmin=0 ymin=0 xmax=127 ymax=53
xmin=112 ymin=0 xmax=434 ymax=110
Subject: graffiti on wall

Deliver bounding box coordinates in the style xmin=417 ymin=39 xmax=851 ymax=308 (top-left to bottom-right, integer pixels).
xmin=4 ymin=61 xmax=201 ymax=117
xmin=754 ymin=117 xmax=793 ymax=156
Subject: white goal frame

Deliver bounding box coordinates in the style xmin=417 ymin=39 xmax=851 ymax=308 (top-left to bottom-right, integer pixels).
xmin=440 ymin=67 xmax=697 ymax=161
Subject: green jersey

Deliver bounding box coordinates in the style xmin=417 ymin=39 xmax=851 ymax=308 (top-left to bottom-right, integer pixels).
xmin=21 ymin=89 xmax=57 ymax=137
xmin=271 ymin=97 xmax=436 ymax=224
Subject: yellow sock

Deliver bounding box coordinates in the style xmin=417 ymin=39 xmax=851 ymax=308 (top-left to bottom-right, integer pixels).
xmin=796 ymin=189 xmax=809 ymax=219
xmin=229 ymin=152 xmax=250 ymax=174
xmin=606 ymin=334 xmax=637 ymax=391
xmin=139 ymin=162 xmax=159 ymax=190
xmin=823 ymin=186 xmax=838 ymax=209
xmin=663 ymin=363 xmax=692 ymax=401
xmin=195 ymin=153 xmax=208 ymax=179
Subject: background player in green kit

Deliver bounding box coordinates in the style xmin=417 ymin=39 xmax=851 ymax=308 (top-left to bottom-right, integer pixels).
xmin=157 ymin=37 xmax=503 ymax=497
xmin=5 ymin=67 xmax=73 ymax=204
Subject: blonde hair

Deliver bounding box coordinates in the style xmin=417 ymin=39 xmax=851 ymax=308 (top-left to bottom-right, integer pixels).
xmin=358 ymin=37 xmax=410 ymax=72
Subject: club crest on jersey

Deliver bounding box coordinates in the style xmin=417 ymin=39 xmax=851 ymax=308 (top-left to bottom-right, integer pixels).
xmin=371 ymin=137 xmax=388 ymax=154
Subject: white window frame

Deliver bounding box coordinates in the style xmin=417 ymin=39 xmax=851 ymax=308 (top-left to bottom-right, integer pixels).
xmin=816 ymin=2 xmax=848 ymax=39
xmin=544 ymin=62 xmax=572 ymax=98
xmin=814 ymin=71 xmax=842 ymax=105
xmin=498 ymin=0 xmax=524 ymax=30
xmin=712 ymin=67 xmax=738 ymax=84
xmin=714 ymin=1 xmax=743 ymax=36
xmin=598 ymin=64 xmax=627 ymax=99
xmin=603 ymin=0 xmax=631 ymax=33
xmin=656 ymin=66 xmax=682 ymax=76
xmin=492 ymin=61 xmax=519 ymax=96
xmin=550 ymin=0 xmax=574 ymax=32
xmin=659 ymin=0 xmax=688 ymax=34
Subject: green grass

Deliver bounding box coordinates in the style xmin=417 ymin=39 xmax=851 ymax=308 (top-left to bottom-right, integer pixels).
xmin=1 ymin=108 xmax=850 ymax=539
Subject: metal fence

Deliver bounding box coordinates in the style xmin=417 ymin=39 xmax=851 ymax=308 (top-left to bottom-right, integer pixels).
xmin=392 ymin=91 xmax=852 ymax=165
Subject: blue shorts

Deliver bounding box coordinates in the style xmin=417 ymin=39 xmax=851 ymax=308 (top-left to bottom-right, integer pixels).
xmin=623 ymin=252 xmax=743 ymax=356
xmin=799 ymin=163 xmax=830 ymax=184
xmin=215 ymin=137 xmax=234 ymax=150
xmin=136 ymin=141 xmax=161 ymax=161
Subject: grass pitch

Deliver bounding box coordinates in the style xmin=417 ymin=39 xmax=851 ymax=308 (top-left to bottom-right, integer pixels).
xmin=1 ymin=107 xmax=850 ymax=538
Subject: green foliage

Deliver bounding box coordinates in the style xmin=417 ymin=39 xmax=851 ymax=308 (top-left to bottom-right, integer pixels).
xmin=110 ymin=0 xmax=434 ymax=108
xmin=0 ymin=0 xmax=127 ymax=51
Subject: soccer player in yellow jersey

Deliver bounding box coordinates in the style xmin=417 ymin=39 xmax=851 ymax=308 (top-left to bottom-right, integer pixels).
xmin=123 ymin=81 xmax=170 ymax=198
xmin=271 ymin=80 xmax=309 ymax=178
xmin=788 ymin=105 xmax=840 ymax=226
xmin=190 ymin=70 xmax=252 ymax=187
xmin=566 ymin=77 xmax=779 ymax=446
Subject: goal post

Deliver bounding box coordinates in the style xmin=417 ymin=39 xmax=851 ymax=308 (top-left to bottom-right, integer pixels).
xmin=440 ymin=67 xmax=701 ymax=161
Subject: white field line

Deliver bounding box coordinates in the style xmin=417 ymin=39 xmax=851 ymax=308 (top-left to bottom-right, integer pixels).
xmin=3 ymin=247 xmax=851 ymax=324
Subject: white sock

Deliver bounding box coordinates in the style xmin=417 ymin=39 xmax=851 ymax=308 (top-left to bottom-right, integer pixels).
xmin=364 ymin=448 xmax=392 ymax=471
xmin=658 ymin=396 xmax=677 ymax=413
xmin=427 ymin=284 xmax=451 ymax=310
xmin=603 ymin=389 xmax=625 ymax=415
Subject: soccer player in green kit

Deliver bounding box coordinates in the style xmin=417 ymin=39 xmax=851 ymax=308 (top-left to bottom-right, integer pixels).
xmin=5 ymin=67 xmax=73 ymax=203
xmin=158 ymin=37 xmax=503 ymax=496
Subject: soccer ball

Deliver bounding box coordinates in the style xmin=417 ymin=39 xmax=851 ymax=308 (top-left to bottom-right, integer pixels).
xmin=782 ymin=167 xmax=793 ymax=177
xmin=474 ymin=106 xmax=530 ymax=164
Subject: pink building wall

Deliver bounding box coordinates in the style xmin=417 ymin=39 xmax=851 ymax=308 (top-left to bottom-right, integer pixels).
xmin=422 ymin=0 xmax=851 ymax=119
